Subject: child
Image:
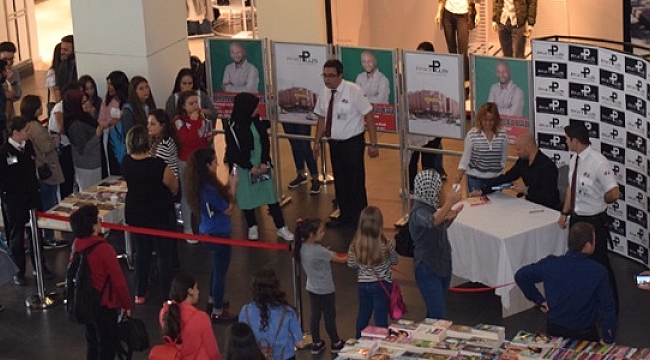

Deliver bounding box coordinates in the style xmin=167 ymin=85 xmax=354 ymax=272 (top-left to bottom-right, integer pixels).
xmin=293 ymin=218 xmax=346 ymax=354
xmin=239 ymin=268 xmax=305 ymax=360
xmin=348 ymin=206 xmax=398 ymax=338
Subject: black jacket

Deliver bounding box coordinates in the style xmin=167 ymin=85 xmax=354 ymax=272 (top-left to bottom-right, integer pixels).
xmin=225 ymin=116 xmax=271 ymax=170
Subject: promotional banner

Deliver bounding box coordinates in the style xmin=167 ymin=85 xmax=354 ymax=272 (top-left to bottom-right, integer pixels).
xmin=532 ymin=40 xmax=650 ymax=267
xmin=206 ymin=38 xmax=267 ymax=119
xmin=473 ymin=55 xmax=533 ymax=143
xmin=339 ymin=46 xmax=398 ymax=132
xmin=273 ymin=42 xmax=329 ymax=124
xmin=403 ymin=51 xmax=465 ymax=139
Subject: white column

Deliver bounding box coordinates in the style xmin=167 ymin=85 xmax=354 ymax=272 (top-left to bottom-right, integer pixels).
xmin=69 ymin=0 xmax=189 ymax=106
xmin=256 ymin=0 xmax=327 ymax=43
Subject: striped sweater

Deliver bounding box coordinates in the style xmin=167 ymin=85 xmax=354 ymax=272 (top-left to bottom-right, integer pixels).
xmin=348 ymin=240 xmax=398 ymax=283
xmin=458 ymin=128 xmax=508 ymax=179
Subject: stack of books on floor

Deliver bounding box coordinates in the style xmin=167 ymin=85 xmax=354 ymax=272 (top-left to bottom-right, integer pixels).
xmin=336 ymin=320 xmax=650 ymax=360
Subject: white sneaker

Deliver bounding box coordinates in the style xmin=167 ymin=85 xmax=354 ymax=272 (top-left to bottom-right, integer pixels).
xmin=248 ymin=225 xmax=259 ymax=240
xmin=277 ymin=226 xmax=294 ymax=241
xmin=186 ymin=240 xmax=199 ymax=244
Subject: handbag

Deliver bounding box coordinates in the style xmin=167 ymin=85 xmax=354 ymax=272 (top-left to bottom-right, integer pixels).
xmin=37 ymin=162 xmax=53 ymax=180
xmin=245 ymin=305 xmax=286 ymax=360
xmin=375 ymin=271 xmax=408 ymax=320
xmin=394 ymin=221 xmax=414 ymax=258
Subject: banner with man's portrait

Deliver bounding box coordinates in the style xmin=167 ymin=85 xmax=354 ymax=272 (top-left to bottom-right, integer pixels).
xmin=403 ymin=51 xmax=465 ymax=139
xmin=473 ymin=55 xmax=533 ymax=143
xmin=272 ymin=42 xmax=330 ymax=124
xmin=339 ymin=46 xmax=398 ymax=132
xmin=206 ymin=38 xmax=267 ymax=119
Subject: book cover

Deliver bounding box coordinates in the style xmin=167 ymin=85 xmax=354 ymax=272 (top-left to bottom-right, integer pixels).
xmin=413 ymin=324 xmax=447 ymax=343
xmin=362 ymin=325 xmax=389 ymax=339
xmin=466 ymin=196 xmax=491 ymax=206
xmin=473 ymin=324 xmax=506 ymax=342
xmin=446 ymin=325 xmax=475 ymax=339
xmin=390 ymin=323 xmax=420 ymax=338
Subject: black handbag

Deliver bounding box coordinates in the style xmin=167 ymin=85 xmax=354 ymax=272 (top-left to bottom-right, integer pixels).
xmin=37 ymin=163 xmax=53 ymax=180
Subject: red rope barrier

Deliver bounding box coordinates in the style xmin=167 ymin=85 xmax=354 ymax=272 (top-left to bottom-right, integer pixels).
xmin=37 ymin=211 xmax=290 ymax=252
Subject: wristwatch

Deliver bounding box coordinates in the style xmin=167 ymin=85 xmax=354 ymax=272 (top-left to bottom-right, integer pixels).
xmin=561 ymin=211 xmax=571 ymax=216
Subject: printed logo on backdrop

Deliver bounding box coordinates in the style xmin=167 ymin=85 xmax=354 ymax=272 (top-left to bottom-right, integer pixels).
xmin=625 ymin=57 xmax=647 ymax=78
xmin=569 ymin=45 xmax=598 ymax=65
xmin=611 ymin=163 xmax=625 ymax=183
xmin=600 ymin=122 xmax=625 ymax=146
xmin=624 ymin=77 xmax=645 ymax=97
xmin=416 ymin=60 xmax=449 ymax=75
xmin=626 ymin=186 xmax=647 ymax=210
xmin=626 ymin=152 xmax=647 ymax=173
xmin=599 ymin=89 xmax=623 ymax=108
xmin=540 ymin=149 xmax=570 ymax=167
xmin=601 ymin=142 xmax=626 ymax=165
xmin=600 ymin=106 xmax=625 ymax=127
xmin=569 ymin=101 xmax=597 ymax=120
xmin=536 ymin=114 xmax=568 ymax=133
xmin=535 ymin=61 xmax=568 ymax=79
xmin=537 ymin=133 xmax=567 ymax=151
xmin=610 ymin=233 xmax=626 ymax=253
xmin=627 ymin=223 xmax=648 ymax=247
xmin=534 ymin=43 xmax=567 ymax=60
xmin=600 ymin=51 xmax=623 ymax=71
xmin=625 ymin=116 xmax=645 ymax=136
xmin=626 ymin=168 xmax=648 ymax=191
xmin=569 ymin=65 xmax=598 ymax=83
xmin=625 ymin=94 xmax=647 ymax=116
xmin=535 ymin=78 xmax=566 ymax=97
xmin=626 ymin=132 xmax=647 ymax=155
xmin=536 ymin=97 xmax=568 ymax=115
xmin=626 ymin=204 xmax=648 ymax=228
xmin=627 ymin=241 xmax=649 ymax=265
xmin=609 ymin=188 xmax=625 ymax=220
xmin=569 ymin=119 xmax=599 ymax=139
xmin=569 ymin=83 xmax=599 ymax=102
xmin=609 ymin=217 xmax=627 ymax=236
xmin=599 ymin=69 xmax=624 ymax=91
xmin=285 ymin=50 xmax=320 ymax=65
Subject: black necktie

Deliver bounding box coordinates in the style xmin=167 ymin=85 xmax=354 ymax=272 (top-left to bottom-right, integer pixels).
xmin=324 ymin=90 xmax=337 ymax=138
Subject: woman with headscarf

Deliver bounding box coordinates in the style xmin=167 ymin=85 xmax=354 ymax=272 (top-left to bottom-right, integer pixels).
xmin=225 ymin=93 xmax=293 ymax=241
xmin=409 ymin=169 xmax=462 ymax=319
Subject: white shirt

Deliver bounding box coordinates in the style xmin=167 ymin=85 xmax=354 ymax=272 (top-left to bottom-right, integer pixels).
xmin=355 ymin=70 xmax=390 ymax=103
xmin=487 ymin=80 xmax=524 ymax=117
xmin=569 ymin=146 xmax=618 ymax=216
xmin=47 ymin=101 xmax=70 ymax=146
xmin=445 ymin=0 xmax=470 ymax=14
xmin=314 ymin=80 xmax=373 ymax=141
xmin=222 ymin=60 xmax=259 ymax=93
xmin=499 ymin=0 xmax=518 ymax=26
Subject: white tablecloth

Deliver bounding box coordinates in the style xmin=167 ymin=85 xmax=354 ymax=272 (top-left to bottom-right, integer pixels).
xmin=448 ymin=192 xmax=568 ymax=315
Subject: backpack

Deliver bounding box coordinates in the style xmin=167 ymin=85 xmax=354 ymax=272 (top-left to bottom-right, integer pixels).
xmin=148 ymin=336 xmax=181 ymax=360
xmin=117 ymin=316 xmax=150 ymax=360
xmin=244 ymin=305 xmax=286 ymax=360
xmin=66 ymin=242 xmax=107 ymax=324
xmin=394 ymin=221 xmax=414 ymax=258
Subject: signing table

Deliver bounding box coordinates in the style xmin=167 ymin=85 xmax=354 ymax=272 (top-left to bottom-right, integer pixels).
xmin=447 ymin=192 xmax=568 ymax=317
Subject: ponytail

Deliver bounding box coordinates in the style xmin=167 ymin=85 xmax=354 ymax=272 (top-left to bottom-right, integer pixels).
xmin=162 ymin=301 xmax=182 ymax=343
xmin=293 ymin=217 xmax=322 ymax=263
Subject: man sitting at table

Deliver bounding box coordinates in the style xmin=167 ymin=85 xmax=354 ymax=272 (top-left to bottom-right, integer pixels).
xmin=514 ymin=222 xmax=616 ymax=343
xmin=469 ymin=132 xmax=561 ymax=210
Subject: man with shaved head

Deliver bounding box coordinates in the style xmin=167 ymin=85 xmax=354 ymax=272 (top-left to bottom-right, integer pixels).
xmin=470 ymin=131 xmax=560 ymax=209
xmin=354 ymin=50 xmax=390 ymax=103
xmin=222 ymin=41 xmax=259 ymax=93
xmin=487 ymin=60 xmax=524 ymax=116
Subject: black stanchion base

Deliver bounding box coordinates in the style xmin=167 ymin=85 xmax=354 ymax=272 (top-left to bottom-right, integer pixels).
xmin=25 ymin=291 xmax=61 ymax=310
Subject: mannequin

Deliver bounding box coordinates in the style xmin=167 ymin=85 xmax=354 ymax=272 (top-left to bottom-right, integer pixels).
xmin=436 ymin=0 xmax=480 ymax=81
xmin=491 ymin=0 xmax=537 ymax=58
xmin=187 ymin=0 xmax=215 ymax=35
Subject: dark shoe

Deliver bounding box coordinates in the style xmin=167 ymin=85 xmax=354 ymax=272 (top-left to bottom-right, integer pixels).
xmin=331 ymin=340 xmax=344 ymax=353
xmin=211 ymin=310 xmax=237 ymax=324
xmin=310 ymin=180 xmax=321 ymax=194
xmin=13 ymin=275 xmax=26 ymax=286
xmin=311 ymin=341 xmax=325 ymax=355
xmin=43 ymin=239 xmax=68 ymax=250
xmin=288 ymin=174 xmax=307 ymax=188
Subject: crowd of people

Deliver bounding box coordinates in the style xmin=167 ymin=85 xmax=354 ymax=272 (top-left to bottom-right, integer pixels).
xmin=0 ymin=34 xmax=649 ymax=360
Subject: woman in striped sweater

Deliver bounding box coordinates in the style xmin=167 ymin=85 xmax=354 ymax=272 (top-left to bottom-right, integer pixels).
xmin=455 ymin=102 xmax=508 ymax=192
xmin=148 ymin=108 xmax=179 ymax=179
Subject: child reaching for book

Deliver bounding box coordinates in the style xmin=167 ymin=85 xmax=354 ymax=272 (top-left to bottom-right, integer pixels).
xmin=348 ymin=206 xmax=398 ymax=338
xmin=293 ymin=218 xmax=347 ymax=354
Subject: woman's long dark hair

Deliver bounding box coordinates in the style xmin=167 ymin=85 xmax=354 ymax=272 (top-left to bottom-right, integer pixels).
xmin=171 ymin=68 xmax=198 ymax=94
xmin=63 ymin=89 xmax=97 ymax=136
xmin=175 ymin=89 xmax=199 ymax=117
xmin=162 ymin=273 xmax=196 ymax=344
xmin=127 ymin=76 xmax=156 ymax=126
xmin=79 ymin=75 xmax=102 ymax=104
xmin=250 ymin=268 xmax=292 ymax=332
xmin=224 ymin=323 xmax=265 ymax=360
xmin=184 ymin=148 xmax=230 ymax=217
xmin=292 ymin=218 xmax=322 ymax=264
xmin=104 ymin=71 xmax=129 ymax=108
xmin=149 ymin=108 xmax=179 ymax=152
xmin=19 ymin=95 xmax=42 ymax=122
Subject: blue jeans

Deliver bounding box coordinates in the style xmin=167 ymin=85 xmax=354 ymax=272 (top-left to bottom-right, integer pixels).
xmin=467 ymin=175 xmax=493 ymax=192
xmin=282 ymin=122 xmax=318 ymax=176
xmin=415 ymin=262 xmax=451 ymax=319
xmin=204 ymin=235 xmax=232 ymax=311
xmin=356 ymin=281 xmax=391 ymax=338
xmin=39 ymin=182 xmax=59 ymax=240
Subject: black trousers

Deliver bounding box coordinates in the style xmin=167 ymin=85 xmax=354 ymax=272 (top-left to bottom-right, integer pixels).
xmin=570 ymin=212 xmax=619 ymax=314
xmin=133 ymin=233 xmax=174 ymax=299
xmin=546 ymin=322 xmax=599 ymax=342
xmin=442 ymin=9 xmax=469 ymax=80
xmin=58 ymin=145 xmax=75 ymax=198
xmin=85 ymin=306 xmax=118 ymax=360
xmin=328 ymin=134 xmax=367 ymax=225
xmin=243 ymin=203 xmax=285 ymax=229
xmin=408 ymin=138 xmax=445 ymax=192
xmin=1 ymin=197 xmax=36 ymax=277
xmin=308 ymin=291 xmax=340 ymax=344
xmin=498 ymin=21 xmax=527 ymax=58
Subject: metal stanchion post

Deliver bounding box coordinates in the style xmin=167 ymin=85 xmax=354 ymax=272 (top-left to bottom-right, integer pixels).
xmin=318 ymin=137 xmax=334 ymax=184
xmin=292 ymin=251 xmax=312 ymax=343
xmin=25 ymin=208 xmax=60 ymax=310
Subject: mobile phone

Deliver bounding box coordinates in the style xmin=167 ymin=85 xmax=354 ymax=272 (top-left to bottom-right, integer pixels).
xmin=636 ymin=275 xmax=650 ymax=285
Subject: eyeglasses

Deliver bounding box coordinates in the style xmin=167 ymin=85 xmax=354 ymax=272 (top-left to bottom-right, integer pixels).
xmin=321 ymin=73 xmax=339 ymax=79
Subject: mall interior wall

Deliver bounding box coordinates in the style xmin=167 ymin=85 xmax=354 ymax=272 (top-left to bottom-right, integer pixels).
xmin=256 ymin=0 xmax=327 ymax=43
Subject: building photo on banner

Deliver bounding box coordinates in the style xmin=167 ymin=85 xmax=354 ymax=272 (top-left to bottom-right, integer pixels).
xmin=403 ymin=51 xmax=465 ymax=139
xmin=339 ymin=46 xmax=398 ymax=132
xmin=473 ymin=55 xmax=533 ymax=143
xmin=206 ymin=38 xmax=268 ymax=119
xmin=532 ymin=40 xmax=650 ymax=268
xmin=273 ymin=42 xmax=329 ymax=125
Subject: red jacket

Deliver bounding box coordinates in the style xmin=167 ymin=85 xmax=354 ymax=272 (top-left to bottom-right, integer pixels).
xmin=71 ymin=235 xmax=132 ymax=310
xmin=159 ymin=301 xmax=221 ymax=360
xmin=174 ymin=114 xmax=210 ymax=161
